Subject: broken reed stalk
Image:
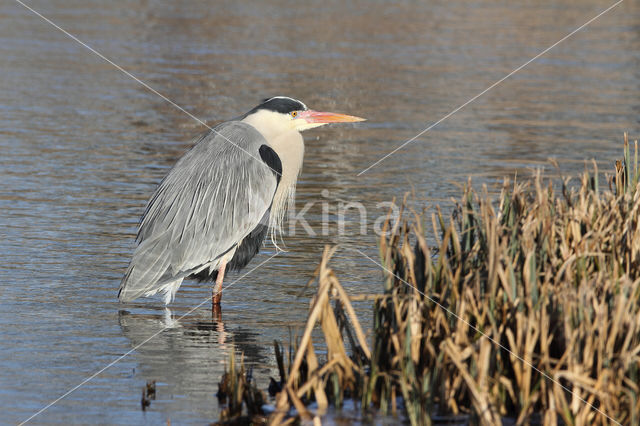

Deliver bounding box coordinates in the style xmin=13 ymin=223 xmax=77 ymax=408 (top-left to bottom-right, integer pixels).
xmin=223 ymin=135 xmax=640 ymax=425
xmin=269 ymin=245 xmax=372 ymax=424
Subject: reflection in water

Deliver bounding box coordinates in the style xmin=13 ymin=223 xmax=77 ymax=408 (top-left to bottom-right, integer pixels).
xmin=117 ymin=306 xmax=273 ymax=421
xmin=119 ymin=308 xmax=271 ymax=368
xmin=1 ymin=0 xmax=639 ymax=423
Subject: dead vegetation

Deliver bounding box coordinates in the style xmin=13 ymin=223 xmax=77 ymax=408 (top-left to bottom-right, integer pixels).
xmin=220 ymin=135 xmax=640 ymax=425
xmin=214 ymin=350 xmax=268 ymax=425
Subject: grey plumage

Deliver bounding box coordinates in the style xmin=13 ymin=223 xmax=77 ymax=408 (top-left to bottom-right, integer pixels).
xmin=118 ymin=96 xmax=364 ymax=306
xmin=118 ymin=121 xmax=277 ymax=303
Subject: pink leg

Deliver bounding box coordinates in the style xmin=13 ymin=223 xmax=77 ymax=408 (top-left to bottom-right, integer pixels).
xmin=212 ymin=260 xmax=226 ymax=307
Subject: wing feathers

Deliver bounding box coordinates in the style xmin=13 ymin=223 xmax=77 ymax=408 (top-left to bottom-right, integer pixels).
xmin=119 ymin=122 xmax=278 ymax=303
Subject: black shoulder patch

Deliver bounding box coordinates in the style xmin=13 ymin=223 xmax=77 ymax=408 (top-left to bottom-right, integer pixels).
xmin=259 ymin=145 xmax=282 ymax=184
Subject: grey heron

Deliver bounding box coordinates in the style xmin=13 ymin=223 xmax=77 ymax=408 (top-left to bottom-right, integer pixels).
xmin=118 ymin=96 xmax=364 ymax=306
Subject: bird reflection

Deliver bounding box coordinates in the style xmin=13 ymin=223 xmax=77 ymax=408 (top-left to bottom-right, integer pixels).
xmin=117 ymin=306 xmax=271 ymax=378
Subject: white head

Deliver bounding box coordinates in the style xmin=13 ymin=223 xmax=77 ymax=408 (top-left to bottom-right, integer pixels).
xmin=240 ymin=96 xmax=365 ymax=141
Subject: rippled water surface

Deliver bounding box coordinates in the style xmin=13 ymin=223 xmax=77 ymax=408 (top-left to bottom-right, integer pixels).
xmin=1 ymin=0 xmax=639 ymax=423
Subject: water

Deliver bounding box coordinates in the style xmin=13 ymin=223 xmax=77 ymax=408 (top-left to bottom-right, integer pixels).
xmin=1 ymin=0 xmax=638 ymax=423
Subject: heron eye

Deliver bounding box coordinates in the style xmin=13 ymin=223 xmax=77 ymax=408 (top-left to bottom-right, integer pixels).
xmin=291 ymin=111 xmax=298 ymax=118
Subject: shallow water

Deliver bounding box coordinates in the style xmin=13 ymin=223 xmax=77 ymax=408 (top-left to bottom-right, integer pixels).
xmin=1 ymin=0 xmax=639 ymax=423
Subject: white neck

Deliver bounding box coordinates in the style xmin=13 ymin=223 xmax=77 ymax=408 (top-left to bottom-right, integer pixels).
xmin=241 ymin=111 xmax=305 ymax=242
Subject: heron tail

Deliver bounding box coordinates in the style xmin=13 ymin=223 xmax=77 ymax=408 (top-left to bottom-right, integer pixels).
xmin=118 ymin=234 xmax=181 ymax=304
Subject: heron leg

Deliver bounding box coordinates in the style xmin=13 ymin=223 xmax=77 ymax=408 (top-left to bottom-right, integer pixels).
xmin=212 ymin=261 xmax=226 ymax=306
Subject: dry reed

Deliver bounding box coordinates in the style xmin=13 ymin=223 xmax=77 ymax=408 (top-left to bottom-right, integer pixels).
xmin=221 ymin=135 xmax=640 ymax=426
xmin=214 ymin=350 xmax=268 ymax=425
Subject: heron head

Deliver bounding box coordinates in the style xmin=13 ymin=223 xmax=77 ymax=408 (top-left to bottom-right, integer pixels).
xmin=242 ymin=96 xmax=365 ymax=137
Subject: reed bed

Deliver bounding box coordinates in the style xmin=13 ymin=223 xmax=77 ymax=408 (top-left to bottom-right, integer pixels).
xmin=218 ymin=135 xmax=640 ymax=425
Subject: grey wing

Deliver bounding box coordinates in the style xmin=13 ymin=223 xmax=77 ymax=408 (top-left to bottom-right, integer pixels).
xmin=118 ymin=121 xmax=278 ymax=302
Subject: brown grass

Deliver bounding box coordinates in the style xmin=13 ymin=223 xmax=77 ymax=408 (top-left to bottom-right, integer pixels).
xmin=220 ymin=134 xmax=640 ymax=426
